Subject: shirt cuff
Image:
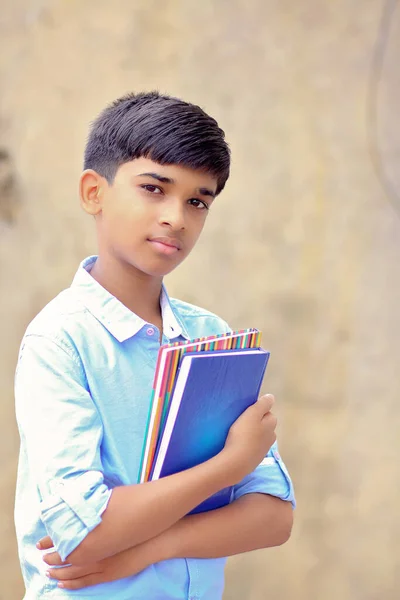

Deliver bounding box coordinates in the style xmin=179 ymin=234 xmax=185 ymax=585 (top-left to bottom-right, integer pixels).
xmin=40 ymin=471 xmax=112 ymax=561
xmin=232 ymin=443 xmax=296 ymax=509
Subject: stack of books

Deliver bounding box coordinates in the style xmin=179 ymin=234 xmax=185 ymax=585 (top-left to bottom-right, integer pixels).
xmin=138 ymin=328 xmax=270 ymax=513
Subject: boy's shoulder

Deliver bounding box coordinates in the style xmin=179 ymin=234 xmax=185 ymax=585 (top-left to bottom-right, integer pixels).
xmin=169 ymin=296 xmax=231 ymax=338
xmin=23 ymin=286 xmax=88 ymax=342
xmin=22 ymin=288 xmax=232 ymax=347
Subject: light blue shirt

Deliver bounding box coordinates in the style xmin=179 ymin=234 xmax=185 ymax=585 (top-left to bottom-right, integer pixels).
xmin=15 ymin=256 xmax=295 ymax=600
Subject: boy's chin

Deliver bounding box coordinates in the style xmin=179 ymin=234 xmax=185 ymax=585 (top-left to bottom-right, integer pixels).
xmin=119 ymin=251 xmax=187 ymax=278
xmin=136 ymin=260 xmax=183 ymax=279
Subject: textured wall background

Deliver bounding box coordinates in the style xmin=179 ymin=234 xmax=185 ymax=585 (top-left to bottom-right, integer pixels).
xmin=1 ymin=1 xmax=400 ymax=598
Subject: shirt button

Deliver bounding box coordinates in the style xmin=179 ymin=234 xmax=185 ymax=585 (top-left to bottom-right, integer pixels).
xmin=146 ymin=327 xmax=155 ymax=336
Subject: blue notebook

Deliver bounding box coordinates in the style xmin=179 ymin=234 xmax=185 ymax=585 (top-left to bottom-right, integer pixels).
xmin=150 ymin=348 xmax=270 ymax=514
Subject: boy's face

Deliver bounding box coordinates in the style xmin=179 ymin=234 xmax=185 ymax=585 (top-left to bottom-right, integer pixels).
xmin=80 ymin=157 xmax=218 ymax=278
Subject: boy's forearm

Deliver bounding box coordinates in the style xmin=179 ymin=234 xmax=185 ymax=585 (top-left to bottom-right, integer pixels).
xmin=44 ymin=493 xmax=293 ymax=588
xmin=162 ymin=493 xmax=293 ymax=560
xmin=67 ymin=452 xmax=233 ymax=566
xmin=121 ymin=494 xmax=293 ymax=570
xmin=129 ymin=494 xmax=293 ymax=568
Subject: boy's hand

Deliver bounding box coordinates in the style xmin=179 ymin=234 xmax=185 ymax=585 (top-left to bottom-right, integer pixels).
xmin=222 ymin=394 xmax=277 ymax=484
xmin=39 ymin=535 xmax=167 ymax=590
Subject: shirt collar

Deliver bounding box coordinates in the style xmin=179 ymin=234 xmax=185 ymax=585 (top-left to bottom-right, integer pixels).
xmin=71 ymin=256 xmax=190 ymax=343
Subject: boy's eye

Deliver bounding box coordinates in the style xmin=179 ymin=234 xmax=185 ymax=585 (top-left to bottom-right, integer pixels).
xmin=141 ymin=184 xmax=163 ymax=194
xmin=189 ymin=198 xmax=209 ymax=210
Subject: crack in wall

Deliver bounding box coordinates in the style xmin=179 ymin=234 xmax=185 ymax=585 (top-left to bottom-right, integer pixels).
xmin=0 ymin=146 xmax=20 ymax=225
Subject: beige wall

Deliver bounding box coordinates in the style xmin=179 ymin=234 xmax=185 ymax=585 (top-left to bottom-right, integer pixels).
xmin=1 ymin=1 xmax=399 ymax=598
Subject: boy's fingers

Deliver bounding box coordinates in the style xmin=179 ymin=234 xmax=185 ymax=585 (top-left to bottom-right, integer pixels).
xmin=37 ymin=536 xmax=53 ymax=550
xmin=43 ymin=551 xmax=66 ymax=566
xmin=257 ymin=394 xmax=275 ymax=415
xmin=57 ymin=574 xmax=104 ymax=590
xmin=47 ymin=565 xmax=98 ymax=581
xmin=47 ymin=566 xmax=79 ymax=581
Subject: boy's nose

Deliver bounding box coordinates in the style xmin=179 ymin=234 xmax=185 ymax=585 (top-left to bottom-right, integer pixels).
xmin=158 ymin=201 xmax=185 ymax=230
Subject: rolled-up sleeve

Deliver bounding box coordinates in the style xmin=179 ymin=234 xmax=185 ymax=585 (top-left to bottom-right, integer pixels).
xmin=232 ymin=441 xmax=296 ymax=508
xmin=15 ymin=334 xmax=112 ymax=561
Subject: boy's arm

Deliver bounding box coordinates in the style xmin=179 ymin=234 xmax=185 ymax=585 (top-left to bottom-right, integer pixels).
xmin=17 ymin=335 xmax=276 ymax=566
xmin=164 ymin=439 xmax=296 ymax=559
xmin=65 ymin=393 xmax=277 ymax=566
xmin=44 ymin=493 xmax=293 ymax=590
xmin=163 ymin=492 xmax=293 ymax=557
xmin=44 ymin=441 xmax=295 ymax=589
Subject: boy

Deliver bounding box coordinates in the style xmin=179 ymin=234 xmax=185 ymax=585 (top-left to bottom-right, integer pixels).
xmin=14 ymin=91 xmax=295 ymax=599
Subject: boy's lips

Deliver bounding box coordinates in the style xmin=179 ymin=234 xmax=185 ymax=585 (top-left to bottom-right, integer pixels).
xmin=148 ymin=236 xmax=182 ymax=255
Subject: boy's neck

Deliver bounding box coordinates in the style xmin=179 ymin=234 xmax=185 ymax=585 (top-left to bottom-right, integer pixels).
xmin=89 ymin=254 xmax=163 ymax=327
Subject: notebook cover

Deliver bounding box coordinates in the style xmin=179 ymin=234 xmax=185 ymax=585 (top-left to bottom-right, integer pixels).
xmin=138 ymin=328 xmax=262 ymax=484
xmin=151 ymin=348 xmax=270 ymax=513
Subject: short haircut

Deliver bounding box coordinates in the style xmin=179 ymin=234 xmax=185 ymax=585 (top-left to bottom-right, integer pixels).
xmin=84 ymin=91 xmax=230 ymax=195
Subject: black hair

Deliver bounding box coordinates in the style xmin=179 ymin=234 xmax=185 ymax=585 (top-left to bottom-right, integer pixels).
xmin=84 ymin=91 xmax=230 ymax=195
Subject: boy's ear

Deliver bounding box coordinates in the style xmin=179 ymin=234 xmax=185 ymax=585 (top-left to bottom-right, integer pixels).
xmin=79 ymin=170 xmax=105 ymax=216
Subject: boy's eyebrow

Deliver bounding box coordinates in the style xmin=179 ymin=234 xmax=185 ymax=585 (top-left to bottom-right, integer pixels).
xmin=137 ymin=172 xmax=216 ymax=198
xmin=138 ymin=172 xmax=173 ymax=184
